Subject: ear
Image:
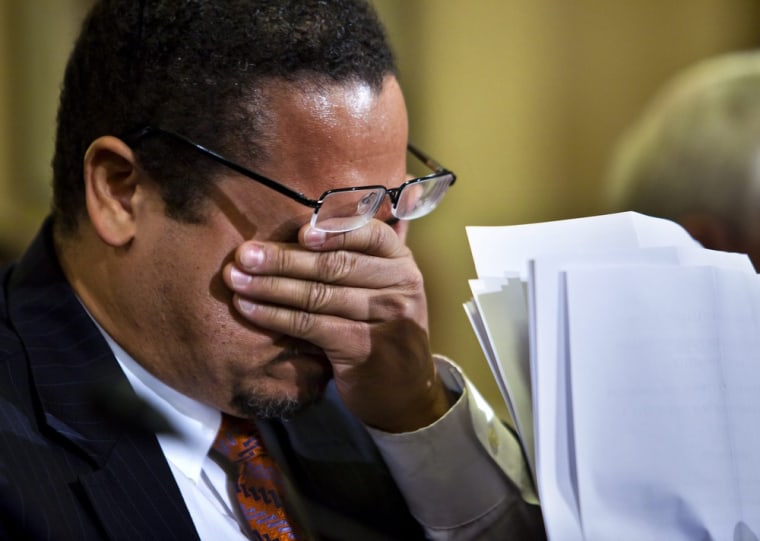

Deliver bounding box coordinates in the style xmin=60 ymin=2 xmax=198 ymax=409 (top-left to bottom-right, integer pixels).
xmin=83 ymin=136 xmax=144 ymax=247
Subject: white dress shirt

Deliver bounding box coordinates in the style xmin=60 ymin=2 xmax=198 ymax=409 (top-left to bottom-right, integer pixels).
xmin=100 ymin=331 xmax=535 ymax=540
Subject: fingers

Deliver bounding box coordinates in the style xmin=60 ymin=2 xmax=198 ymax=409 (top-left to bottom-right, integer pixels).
xmin=234 ymin=241 xmax=363 ymax=286
xmin=230 ymin=220 xmax=414 ymax=288
xmin=230 ymin=297 xmax=372 ymax=361
xmin=229 ymin=270 xmax=373 ymax=321
xmin=223 ymin=218 xmax=427 ymax=335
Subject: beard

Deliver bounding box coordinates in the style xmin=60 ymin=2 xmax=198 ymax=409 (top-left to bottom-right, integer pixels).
xmin=230 ymin=351 xmax=333 ymax=419
xmin=231 ymin=390 xmax=305 ymax=419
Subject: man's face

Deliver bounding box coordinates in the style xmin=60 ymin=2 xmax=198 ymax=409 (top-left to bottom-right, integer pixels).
xmin=123 ymin=76 xmax=409 ymax=416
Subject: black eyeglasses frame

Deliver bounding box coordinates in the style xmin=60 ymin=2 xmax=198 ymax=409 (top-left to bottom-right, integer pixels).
xmin=124 ymin=126 xmax=456 ymax=214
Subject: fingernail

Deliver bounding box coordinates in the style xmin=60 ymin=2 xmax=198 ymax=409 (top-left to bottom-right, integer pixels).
xmin=237 ymin=298 xmax=258 ymax=314
xmin=240 ymin=244 xmax=264 ymax=269
xmin=304 ymin=228 xmax=326 ymax=248
xmin=229 ymin=267 xmax=251 ymax=288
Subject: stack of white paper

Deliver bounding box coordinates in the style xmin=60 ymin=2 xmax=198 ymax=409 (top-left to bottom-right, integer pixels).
xmin=464 ymin=212 xmax=760 ymax=541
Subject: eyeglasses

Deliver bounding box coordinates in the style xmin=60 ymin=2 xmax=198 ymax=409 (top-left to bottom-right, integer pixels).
xmin=126 ymin=126 xmax=456 ymax=233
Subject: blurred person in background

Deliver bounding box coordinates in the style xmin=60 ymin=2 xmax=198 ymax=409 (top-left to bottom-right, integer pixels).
xmin=0 ymin=1 xmax=544 ymax=540
xmin=605 ymin=50 xmax=760 ymax=271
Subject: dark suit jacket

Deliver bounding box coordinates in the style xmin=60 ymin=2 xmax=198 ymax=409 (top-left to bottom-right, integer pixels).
xmin=0 ymin=220 xmax=545 ymax=540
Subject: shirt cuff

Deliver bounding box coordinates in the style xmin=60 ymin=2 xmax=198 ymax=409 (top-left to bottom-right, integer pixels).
xmin=366 ymin=355 xmax=538 ymax=531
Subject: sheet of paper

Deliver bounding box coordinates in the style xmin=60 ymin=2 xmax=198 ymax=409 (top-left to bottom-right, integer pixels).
xmin=563 ymin=265 xmax=760 ymax=541
xmin=463 ymin=299 xmax=505 ymax=404
xmin=529 ymin=247 xmax=686 ymax=541
xmin=470 ymin=278 xmax=534 ymax=477
xmin=530 ymin=245 xmax=755 ymax=541
xmin=466 ymin=212 xmax=697 ymax=279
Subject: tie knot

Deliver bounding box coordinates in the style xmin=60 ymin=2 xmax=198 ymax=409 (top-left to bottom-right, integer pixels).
xmin=213 ymin=413 xmax=268 ymax=465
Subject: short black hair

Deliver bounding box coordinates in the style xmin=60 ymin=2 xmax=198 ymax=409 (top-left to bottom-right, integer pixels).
xmin=52 ymin=0 xmax=397 ymax=235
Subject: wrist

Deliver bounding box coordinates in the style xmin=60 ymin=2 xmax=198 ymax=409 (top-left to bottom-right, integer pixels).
xmin=372 ymin=375 xmax=456 ymax=433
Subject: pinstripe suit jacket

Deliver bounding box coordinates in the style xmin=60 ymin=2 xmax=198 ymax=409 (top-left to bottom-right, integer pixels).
xmin=0 ymin=221 xmax=545 ymax=540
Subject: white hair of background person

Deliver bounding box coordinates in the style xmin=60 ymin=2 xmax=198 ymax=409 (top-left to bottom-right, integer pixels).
xmin=605 ymin=50 xmax=760 ymax=269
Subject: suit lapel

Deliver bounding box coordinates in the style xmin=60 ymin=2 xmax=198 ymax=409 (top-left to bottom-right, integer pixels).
xmin=7 ymin=221 xmax=198 ymax=540
xmin=76 ymin=434 xmax=199 ymax=540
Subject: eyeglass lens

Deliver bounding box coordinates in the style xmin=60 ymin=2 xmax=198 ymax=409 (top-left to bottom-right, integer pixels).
xmin=311 ymin=173 xmax=454 ymax=233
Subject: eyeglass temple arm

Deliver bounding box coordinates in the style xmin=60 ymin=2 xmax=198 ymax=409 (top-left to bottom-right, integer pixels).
xmin=407 ymin=142 xmax=448 ymax=173
xmin=125 ymin=126 xmax=319 ymax=208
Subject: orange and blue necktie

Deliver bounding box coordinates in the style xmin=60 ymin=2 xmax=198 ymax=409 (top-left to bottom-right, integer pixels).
xmin=213 ymin=413 xmax=298 ymax=540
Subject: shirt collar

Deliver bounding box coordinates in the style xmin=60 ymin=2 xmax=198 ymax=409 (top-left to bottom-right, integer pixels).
xmin=98 ymin=327 xmax=221 ymax=485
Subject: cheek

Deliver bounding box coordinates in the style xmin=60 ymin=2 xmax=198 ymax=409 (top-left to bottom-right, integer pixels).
xmin=141 ymin=245 xmax=258 ymax=400
xmin=146 ymin=219 xmax=241 ymax=338
xmin=148 ymin=243 xmax=226 ymax=338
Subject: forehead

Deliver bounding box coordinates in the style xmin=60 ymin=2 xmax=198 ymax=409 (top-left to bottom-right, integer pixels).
xmin=255 ymin=76 xmax=408 ymax=176
xmin=213 ymin=76 xmax=410 ymax=241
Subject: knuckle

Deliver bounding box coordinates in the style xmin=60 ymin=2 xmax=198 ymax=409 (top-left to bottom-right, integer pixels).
xmin=405 ymin=267 xmax=425 ymax=291
xmin=305 ymin=281 xmax=332 ymax=313
xmin=289 ymin=309 xmax=316 ymax=336
xmin=380 ymin=294 xmax=415 ymax=319
xmin=276 ymin=246 xmax=296 ymax=274
xmin=381 ymin=272 xmax=425 ymax=319
xmin=318 ymin=250 xmax=357 ymax=282
xmin=255 ymin=275 xmax=278 ymax=293
xmin=398 ymin=265 xmax=425 ymax=295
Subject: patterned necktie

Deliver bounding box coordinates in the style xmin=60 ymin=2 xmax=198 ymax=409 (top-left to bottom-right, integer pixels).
xmin=213 ymin=413 xmax=298 ymax=540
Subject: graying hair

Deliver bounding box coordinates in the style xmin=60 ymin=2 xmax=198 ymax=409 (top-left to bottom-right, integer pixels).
xmin=605 ymin=50 xmax=760 ymax=235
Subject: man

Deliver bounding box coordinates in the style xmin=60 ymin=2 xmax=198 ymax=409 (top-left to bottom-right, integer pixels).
xmin=0 ymin=1 xmax=543 ymax=540
xmin=605 ymin=50 xmax=760 ymax=271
